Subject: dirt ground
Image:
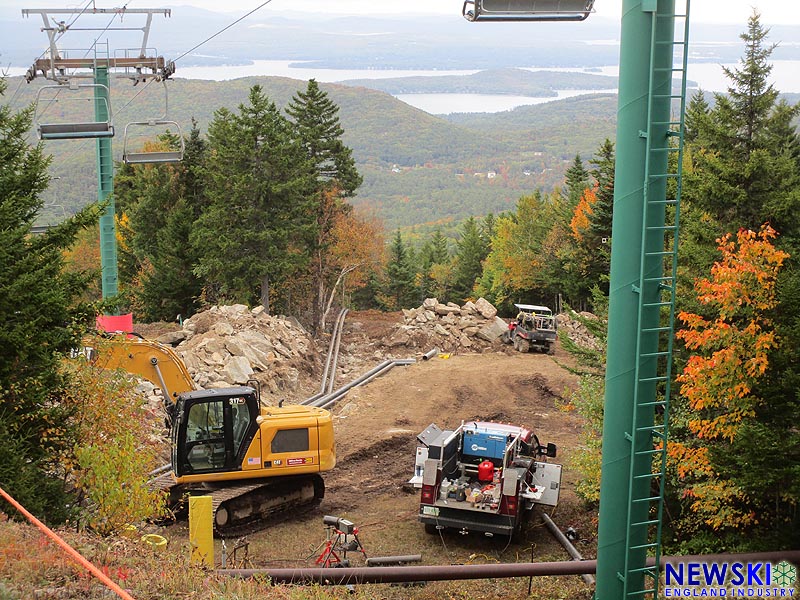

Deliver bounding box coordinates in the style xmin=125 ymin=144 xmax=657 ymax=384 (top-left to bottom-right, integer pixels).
xmin=131 ymin=309 xmax=598 ymax=598
xmin=199 ymin=310 xmax=599 ymax=598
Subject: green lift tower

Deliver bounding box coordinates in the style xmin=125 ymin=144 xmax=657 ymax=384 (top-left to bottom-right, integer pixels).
xmin=23 ymin=6 xmax=174 ymax=301
xmin=465 ymin=0 xmax=691 ymax=597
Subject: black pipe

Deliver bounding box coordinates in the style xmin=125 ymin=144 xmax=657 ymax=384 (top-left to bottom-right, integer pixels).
xmin=217 ymin=551 xmax=800 ymax=585
xmin=541 ymin=513 xmax=594 ymax=585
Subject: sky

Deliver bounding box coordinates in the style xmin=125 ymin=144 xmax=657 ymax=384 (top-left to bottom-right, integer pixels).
xmin=162 ymin=0 xmax=799 ymax=25
xmin=3 ymin=0 xmax=800 ymax=25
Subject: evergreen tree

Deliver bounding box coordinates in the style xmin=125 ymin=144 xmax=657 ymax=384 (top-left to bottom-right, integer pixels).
xmin=585 ymin=138 xmax=615 ymax=294
xmin=115 ymin=123 xmax=207 ymax=321
xmin=684 ymin=90 xmax=711 ymax=144
xmin=286 ymin=80 xmax=363 ymax=329
xmin=0 ymin=78 xmax=101 ymax=521
xmin=191 ymin=85 xmax=316 ymax=311
xmin=418 ymin=227 xmax=451 ymax=302
xmin=452 ymin=216 xmax=489 ymax=302
xmin=563 ymin=153 xmax=590 ymax=207
xmin=671 ymin=13 xmax=800 ymax=550
xmin=383 ymin=230 xmax=416 ymax=309
xmin=684 ymin=12 xmax=800 ymax=239
xmin=286 ymin=79 xmax=362 ymax=196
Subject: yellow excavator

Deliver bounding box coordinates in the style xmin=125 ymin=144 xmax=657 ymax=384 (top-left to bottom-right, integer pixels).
xmin=89 ymin=334 xmax=335 ymax=536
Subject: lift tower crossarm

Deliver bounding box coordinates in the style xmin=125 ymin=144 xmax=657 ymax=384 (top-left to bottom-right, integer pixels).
xmin=22 ymin=8 xmax=172 ymax=82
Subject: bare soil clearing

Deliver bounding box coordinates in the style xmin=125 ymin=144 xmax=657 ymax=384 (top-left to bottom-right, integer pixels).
xmin=230 ymin=310 xmax=598 ymax=598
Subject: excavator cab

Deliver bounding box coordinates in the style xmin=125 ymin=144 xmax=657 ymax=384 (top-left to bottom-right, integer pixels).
xmin=172 ymin=387 xmax=259 ymax=476
xmin=462 ymin=0 xmax=595 ymax=22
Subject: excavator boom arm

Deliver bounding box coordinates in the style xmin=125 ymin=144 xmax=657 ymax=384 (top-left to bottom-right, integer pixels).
xmin=87 ymin=335 xmax=195 ymax=402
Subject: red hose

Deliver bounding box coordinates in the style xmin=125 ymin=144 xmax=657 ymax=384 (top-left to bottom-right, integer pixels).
xmin=0 ymin=484 xmax=136 ymax=600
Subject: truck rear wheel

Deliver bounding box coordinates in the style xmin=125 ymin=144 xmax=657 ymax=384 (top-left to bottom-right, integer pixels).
xmin=424 ymin=523 xmax=439 ymax=535
xmin=517 ymin=338 xmax=530 ymax=353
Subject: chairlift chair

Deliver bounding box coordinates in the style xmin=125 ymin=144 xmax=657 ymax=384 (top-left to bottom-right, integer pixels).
xmin=122 ymin=81 xmax=184 ymax=164
xmin=35 ymin=82 xmax=114 ymax=140
xmin=122 ymin=120 xmax=184 ymax=164
xmin=463 ymin=0 xmax=595 ymax=21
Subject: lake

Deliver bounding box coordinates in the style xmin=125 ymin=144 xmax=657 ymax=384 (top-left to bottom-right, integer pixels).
xmin=6 ymin=58 xmax=799 ymax=114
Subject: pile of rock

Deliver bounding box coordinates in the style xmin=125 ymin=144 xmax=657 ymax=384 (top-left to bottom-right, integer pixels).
xmin=155 ymin=304 xmax=321 ymax=404
xmin=385 ymin=297 xmax=509 ymax=352
xmin=556 ymin=311 xmax=604 ymax=353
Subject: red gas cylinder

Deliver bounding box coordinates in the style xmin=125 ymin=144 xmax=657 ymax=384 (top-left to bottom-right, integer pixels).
xmin=478 ymin=460 xmax=495 ymax=482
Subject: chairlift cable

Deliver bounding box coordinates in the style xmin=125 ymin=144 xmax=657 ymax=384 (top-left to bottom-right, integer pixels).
xmin=171 ymin=0 xmax=276 ymax=64
xmin=110 ymin=0 xmax=277 ymax=159
xmin=8 ymin=0 xmax=96 ymax=104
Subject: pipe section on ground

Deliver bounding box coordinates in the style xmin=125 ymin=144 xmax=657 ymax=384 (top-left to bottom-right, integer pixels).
xmin=541 ymin=513 xmax=594 ymax=585
xmin=326 ymin=309 xmax=348 ymax=395
xmin=365 ymin=555 xmax=422 ymax=566
xmin=318 ymin=308 xmax=348 ymax=396
xmin=217 ymin=551 xmax=800 ymax=586
xmin=422 ymin=348 xmax=439 ymax=361
xmin=309 ymin=358 xmax=416 ymax=410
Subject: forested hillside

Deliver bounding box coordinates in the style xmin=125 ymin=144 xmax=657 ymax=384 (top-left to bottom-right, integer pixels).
xmin=7 ymin=72 xmax=618 ymax=229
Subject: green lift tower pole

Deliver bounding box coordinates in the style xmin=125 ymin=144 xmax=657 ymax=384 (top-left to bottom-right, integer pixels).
xmin=95 ymin=66 xmax=118 ymax=300
xmin=596 ymin=0 xmax=689 ymax=597
xmin=22 ymin=7 xmax=173 ymax=304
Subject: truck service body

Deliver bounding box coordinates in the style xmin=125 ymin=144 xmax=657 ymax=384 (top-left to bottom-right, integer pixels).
xmin=415 ymin=421 xmax=561 ymax=538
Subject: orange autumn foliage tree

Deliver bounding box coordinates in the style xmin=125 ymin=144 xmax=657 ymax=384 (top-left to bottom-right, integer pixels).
xmin=570 ymin=186 xmax=597 ymax=243
xmin=319 ymin=203 xmax=385 ymax=332
xmin=669 ymin=225 xmax=788 ymax=530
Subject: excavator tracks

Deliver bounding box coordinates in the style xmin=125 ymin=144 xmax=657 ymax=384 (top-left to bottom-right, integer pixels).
xmin=152 ymin=474 xmax=325 ymax=538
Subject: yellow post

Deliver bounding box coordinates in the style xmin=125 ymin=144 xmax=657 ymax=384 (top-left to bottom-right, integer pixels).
xmin=189 ymin=496 xmax=214 ymax=568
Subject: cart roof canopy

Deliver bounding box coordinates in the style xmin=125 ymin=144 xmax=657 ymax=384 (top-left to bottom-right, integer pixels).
xmin=514 ymin=304 xmax=552 ymax=313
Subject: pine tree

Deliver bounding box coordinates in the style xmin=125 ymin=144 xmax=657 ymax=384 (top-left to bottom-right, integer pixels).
xmin=563 ymin=153 xmax=590 ymax=207
xmin=286 ymin=80 xmax=363 ymax=329
xmin=452 ymin=217 xmax=489 ymax=303
xmin=115 ymin=123 xmax=207 ymax=320
xmin=684 ymin=12 xmax=800 ymax=238
xmin=384 ymin=230 xmax=417 ymax=309
xmin=191 ymin=85 xmax=316 ymax=311
xmin=286 ymin=79 xmax=362 ymax=196
xmin=684 ymin=90 xmax=711 ymax=144
xmin=585 ymin=138 xmax=615 ymax=293
xmin=418 ymin=227 xmax=451 ymax=302
xmin=0 ymin=78 xmax=101 ymax=521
